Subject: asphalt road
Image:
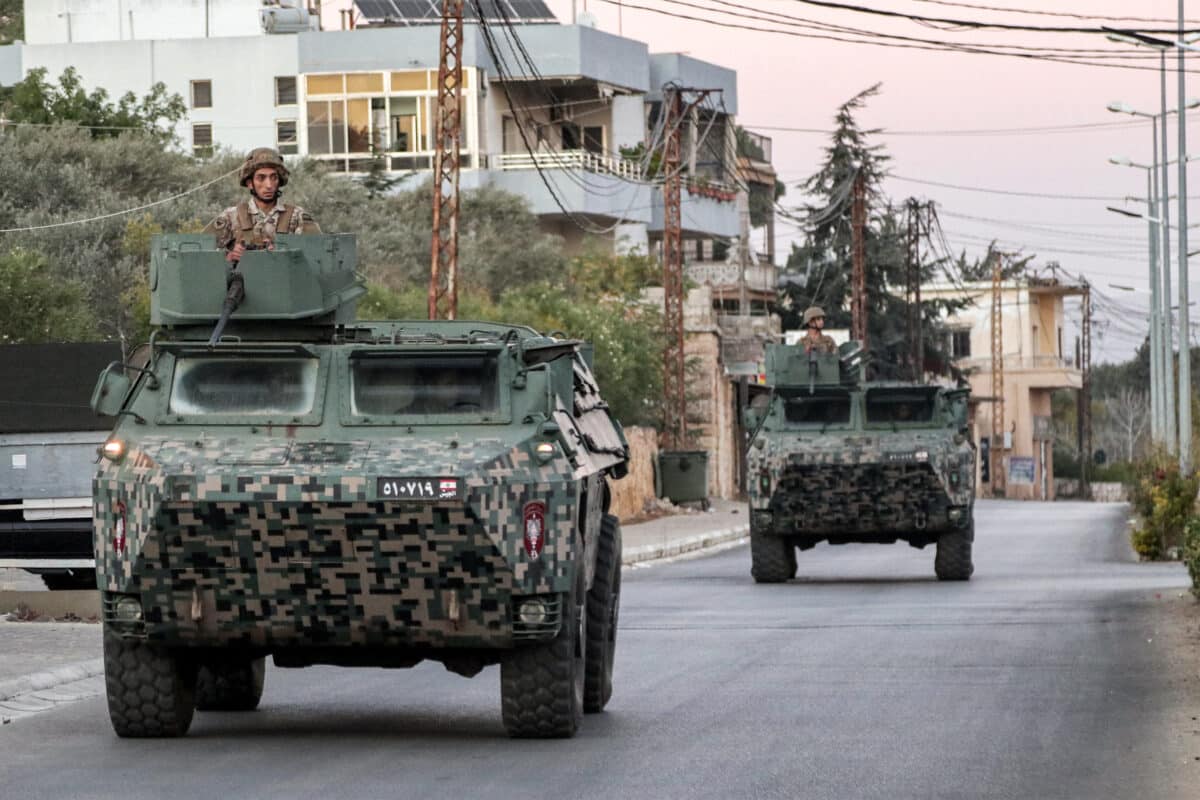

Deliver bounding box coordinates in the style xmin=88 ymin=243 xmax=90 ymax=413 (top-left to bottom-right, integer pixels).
xmin=1 ymin=500 xmax=1196 ymax=799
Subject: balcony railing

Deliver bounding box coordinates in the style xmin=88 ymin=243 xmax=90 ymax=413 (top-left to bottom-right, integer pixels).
xmin=491 ymin=149 xmax=643 ymax=180
xmin=960 ymin=355 xmax=1081 ymax=372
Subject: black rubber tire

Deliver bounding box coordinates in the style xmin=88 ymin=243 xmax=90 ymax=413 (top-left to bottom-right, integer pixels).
xmin=584 ymin=514 xmax=621 ymax=713
xmin=750 ymin=522 xmax=796 ymax=584
xmin=102 ymin=626 xmax=196 ymax=738
xmin=935 ymin=521 xmax=974 ymax=581
xmin=195 ymin=657 xmax=266 ymax=711
xmin=40 ymin=570 xmax=97 ymax=591
xmin=501 ymin=584 xmax=585 ymax=738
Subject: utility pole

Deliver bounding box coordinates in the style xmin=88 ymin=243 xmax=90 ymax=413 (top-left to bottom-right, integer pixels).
xmin=904 ymin=199 xmax=923 ymax=381
xmin=1178 ymin=0 xmax=1192 ymax=473
xmin=429 ymin=0 xmax=464 ymax=320
xmin=850 ymin=170 xmax=868 ymax=350
xmin=990 ymin=254 xmax=1005 ymax=497
xmin=1160 ymin=47 xmax=1177 ymax=456
xmin=662 ymin=86 xmax=687 ymax=451
xmin=661 ymin=86 xmax=714 ymax=451
xmin=1080 ymin=284 xmax=1093 ymax=497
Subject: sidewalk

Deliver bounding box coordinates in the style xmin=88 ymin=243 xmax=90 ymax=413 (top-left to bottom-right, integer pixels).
xmin=0 ymin=500 xmax=749 ymax=716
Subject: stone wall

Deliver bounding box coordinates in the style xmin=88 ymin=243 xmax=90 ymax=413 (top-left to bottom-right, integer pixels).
xmin=1054 ymin=479 xmax=1128 ymax=502
xmin=609 ymin=425 xmax=659 ymax=521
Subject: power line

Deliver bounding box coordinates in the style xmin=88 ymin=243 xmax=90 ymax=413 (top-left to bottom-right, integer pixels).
xmin=744 ymin=117 xmax=1180 ymax=137
xmin=888 ymin=174 xmax=1148 ymax=201
xmin=784 ymin=0 xmax=1195 ymax=35
xmin=910 ymin=1 xmax=1200 ymax=26
xmin=594 ymin=0 xmax=1199 ymax=73
xmin=0 ymin=168 xmax=237 ymax=233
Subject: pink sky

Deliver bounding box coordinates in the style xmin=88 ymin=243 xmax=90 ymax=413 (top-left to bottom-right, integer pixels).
xmin=319 ymin=0 xmax=1200 ymax=361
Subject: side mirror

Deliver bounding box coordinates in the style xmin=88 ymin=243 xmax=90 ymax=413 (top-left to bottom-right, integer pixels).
xmin=90 ymin=362 xmax=132 ymax=417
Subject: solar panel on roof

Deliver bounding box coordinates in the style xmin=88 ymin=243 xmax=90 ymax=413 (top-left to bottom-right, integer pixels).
xmin=356 ymin=0 xmax=554 ymax=24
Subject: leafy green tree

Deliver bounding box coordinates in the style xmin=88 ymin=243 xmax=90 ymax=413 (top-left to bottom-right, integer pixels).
xmin=780 ymin=85 xmax=986 ymax=378
xmin=0 ymin=0 xmax=21 ymax=45
xmin=359 ymin=249 xmax=664 ymax=427
xmin=0 ymin=67 xmax=186 ymax=144
xmin=0 ymin=250 xmax=96 ymax=343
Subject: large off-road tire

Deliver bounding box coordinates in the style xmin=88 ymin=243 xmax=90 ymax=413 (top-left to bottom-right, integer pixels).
xmin=935 ymin=521 xmax=974 ymax=581
xmin=584 ymin=514 xmax=621 ymax=713
xmin=102 ymin=626 xmax=196 ymax=738
xmin=501 ymin=585 xmax=585 ymax=738
xmin=751 ymin=521 xmax=796 ymax=584
xmin=195 ymin=657 xmax=266 ymax=711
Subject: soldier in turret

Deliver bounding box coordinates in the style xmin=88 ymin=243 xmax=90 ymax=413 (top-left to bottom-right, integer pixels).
xmin=205 ymin=147 xmax=321 ymax=263
xmin=801 ymin=305 xmax=837 ymax=354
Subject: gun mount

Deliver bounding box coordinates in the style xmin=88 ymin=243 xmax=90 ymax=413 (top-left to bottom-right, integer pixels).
xmin=150 ymin=233 xmax=365 ymax=343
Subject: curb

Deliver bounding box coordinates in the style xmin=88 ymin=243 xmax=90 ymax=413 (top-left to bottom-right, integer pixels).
xmin=621 ymin=524 xmax=750 ymax=565
xmin=0 ymin=659 xmax=105 ymax=703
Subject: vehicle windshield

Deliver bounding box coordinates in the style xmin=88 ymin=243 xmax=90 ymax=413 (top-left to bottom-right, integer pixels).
xmin=864 ymin=389 xmax=938 ymax=425
xmin=783 ymin=391 xmax=851 ymax=426
xmin=351 ymin=353 xmax=499 ymax=416
xmin=169 ymin=357 xmax=319 ymax=415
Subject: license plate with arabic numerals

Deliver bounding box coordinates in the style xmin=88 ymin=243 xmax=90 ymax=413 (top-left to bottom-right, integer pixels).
xmin=377 ymin=477 xmax=461 ymax=501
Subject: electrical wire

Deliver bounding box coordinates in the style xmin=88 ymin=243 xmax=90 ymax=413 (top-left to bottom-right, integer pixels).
xmin=783 ymin=0 xmax=1195 ymax=35
xmin=910 ymin=1 xmax=1200 ymax=26
xmin=743 ymin=117 xmax=1185 ymax=137
xmin=0 ymin=167 xmax=237 ymax=234
xmin=593 ymin=0 xmax=1200 ymax=74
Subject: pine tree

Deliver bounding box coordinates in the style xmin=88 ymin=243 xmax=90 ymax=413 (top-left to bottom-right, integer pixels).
xmin=779 ymin=85 xmax=985 ymax=379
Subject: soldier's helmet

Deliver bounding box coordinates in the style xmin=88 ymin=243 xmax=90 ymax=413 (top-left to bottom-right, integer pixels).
xmin=802 ymin=306 xmax=826 ymax=327
xmin=239 ymin=147 xmax=290 ymax=187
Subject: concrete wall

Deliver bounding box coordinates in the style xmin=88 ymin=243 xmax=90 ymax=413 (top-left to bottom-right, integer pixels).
xmin=647 ymin=53 xmax=738 ymax=113
xmin=21 ymin=35 xmax=298 ymax=154
xmin=608 ymin=425 xmax=659 ymax=521
xmin=25 ymin=0 xmax=264 ymax=45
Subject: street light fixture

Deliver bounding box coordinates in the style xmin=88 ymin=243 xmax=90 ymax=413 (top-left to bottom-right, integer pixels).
xmin=1105 ymin=20 xmax=1195 ymax=472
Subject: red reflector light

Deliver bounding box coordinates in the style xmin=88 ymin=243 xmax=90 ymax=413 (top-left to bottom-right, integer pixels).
xmin=523 ymin=502 xmax=546 ymax=561
xmin=114 ymin=501 xmax=127 ymax=554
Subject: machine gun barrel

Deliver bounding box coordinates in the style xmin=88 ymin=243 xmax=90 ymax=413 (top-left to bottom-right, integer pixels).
xmin=207 ymin=267 xmax=246 ymax=346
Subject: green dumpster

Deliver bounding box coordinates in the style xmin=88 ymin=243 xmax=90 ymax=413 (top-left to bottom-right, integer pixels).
xmin=657 ymin=450 xmax=710 ymax=507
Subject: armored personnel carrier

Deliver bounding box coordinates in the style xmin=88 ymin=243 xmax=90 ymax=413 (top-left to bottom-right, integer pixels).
xmin=743 ymin=342 xmax=974 ymax=583
xmin=90 ymin=234 xmax=628 ymax=739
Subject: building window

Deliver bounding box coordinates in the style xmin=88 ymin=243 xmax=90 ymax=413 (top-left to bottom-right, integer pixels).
xmin=583 ymin=126 xmax=604 ymax=154
xmin=277 ymin=120 xmax=298 ymax=155
xmin=951 ymin=329 xmax=971 ymax=359
xmin=275 ymin=76 xmax=297 ymax=106
xmin=191 ymin=80 xmax=212 ymax=109
xmin=192 ymin=123 xmax=213 ymax=158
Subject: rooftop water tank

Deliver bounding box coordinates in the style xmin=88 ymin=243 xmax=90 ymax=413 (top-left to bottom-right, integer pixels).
xmin=260 ymin=2 xmax=318 ymax=34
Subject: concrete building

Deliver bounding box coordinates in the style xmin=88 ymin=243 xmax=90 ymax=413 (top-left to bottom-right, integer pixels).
xmin=924 ymin=278 xmax=1086 ymax=501
xmin=1 ymin=0 xmax=762 ymax=260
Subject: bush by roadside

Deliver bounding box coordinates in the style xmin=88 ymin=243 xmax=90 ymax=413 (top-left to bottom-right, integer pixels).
xmin=1128 ymin=458 xmax=1199 ymax=561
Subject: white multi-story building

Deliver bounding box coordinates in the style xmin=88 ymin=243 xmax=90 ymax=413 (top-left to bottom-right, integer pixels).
xmin=0 ymin=0 xmax=765 ymax=259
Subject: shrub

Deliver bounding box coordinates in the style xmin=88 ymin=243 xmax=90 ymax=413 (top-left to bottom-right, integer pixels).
xmin=1128 ymin=459 xmax=1200 ymax=559
xmin=1183 ymin=516 xmax=1200 ymax=596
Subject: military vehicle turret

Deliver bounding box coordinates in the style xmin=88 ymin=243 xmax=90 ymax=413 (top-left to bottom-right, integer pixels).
xmin=90 ymin=234 xmax=629 ymax=739
xmin=743 ymin=341 xmax=975 ymax=583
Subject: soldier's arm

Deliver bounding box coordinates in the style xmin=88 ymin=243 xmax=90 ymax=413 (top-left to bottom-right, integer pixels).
xmin=203 ymin=214 xmax=235 ymax=249
xmin=297 ymin=211 xmax=321 ymax=235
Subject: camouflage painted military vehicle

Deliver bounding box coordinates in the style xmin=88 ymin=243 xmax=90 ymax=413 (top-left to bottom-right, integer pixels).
xmin=90 ymin=234 xmax=629 ymax=739
xmin=743 ymin=342 xmax=974 ymax=583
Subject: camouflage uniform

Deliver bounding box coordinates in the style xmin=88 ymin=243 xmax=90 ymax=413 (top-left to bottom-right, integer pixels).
xmin=204 ymin=199 xmax=321 ymax=250
xmin=802 ymin=333 xmax=837 ymax=354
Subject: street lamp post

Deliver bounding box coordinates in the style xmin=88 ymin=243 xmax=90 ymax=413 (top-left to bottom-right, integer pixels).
xmin=1106 ymin=103 xmax=1200 ymax=455
xmin=1107 ymin=15 xmax=1196 ymax=472
xmin=1108 ymin=159 xmax=1163 ymax=443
